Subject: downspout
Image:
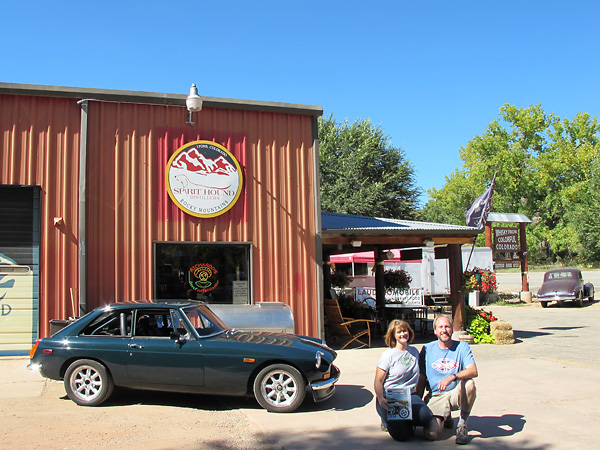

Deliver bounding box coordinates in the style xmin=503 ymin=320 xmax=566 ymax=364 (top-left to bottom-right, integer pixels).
xmin=312 ymin=116 xmax=325 ymax=339
xmin=77 ymin=99 xmax=91 ymax=316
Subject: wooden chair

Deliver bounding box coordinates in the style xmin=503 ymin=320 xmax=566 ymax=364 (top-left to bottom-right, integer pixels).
xmin=324 ymin=298 xmax=375 ymax=349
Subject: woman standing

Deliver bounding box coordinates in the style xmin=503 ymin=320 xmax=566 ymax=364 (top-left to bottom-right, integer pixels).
xmin=374 ymin=319 xmax=433 ymax=441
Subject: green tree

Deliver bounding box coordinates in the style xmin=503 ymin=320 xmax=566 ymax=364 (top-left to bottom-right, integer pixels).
xmin=420 ymin=104 xmax=600 ymax=264
xmin=318 ymin=114 xmax=421 ymax=219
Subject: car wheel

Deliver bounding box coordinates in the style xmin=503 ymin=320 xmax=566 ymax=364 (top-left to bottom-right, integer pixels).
xmin=253 ymin=364 xmax=306 ymax=413
xmin=576 ymin=291 xmax=584 ymax=307
xmin=540 ymin=301 xmax=548 ymax=308
xmin=557 ymin=300 xmax=565 ymax=307
xmin=64 ymin=359 xmax=114 ymax=406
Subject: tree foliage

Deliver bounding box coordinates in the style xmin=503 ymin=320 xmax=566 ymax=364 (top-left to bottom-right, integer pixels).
xmin=318 ymin=114 xmax=421 ymax=219
xmin=420 ymin=104 xmax=600 ymax=264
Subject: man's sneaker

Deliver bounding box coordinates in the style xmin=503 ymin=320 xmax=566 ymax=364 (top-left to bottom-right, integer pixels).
xmin=444 ymin=415 xmax=454 ymax=429
xmin=455 ymin=424 xmax=469 ymax=445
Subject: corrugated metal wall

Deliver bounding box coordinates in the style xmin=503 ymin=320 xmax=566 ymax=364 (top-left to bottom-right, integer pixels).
xmin=0 ymin=95 xmax=81 ymax=336
xmin=1 ymin=93 xmax=319 ymax=338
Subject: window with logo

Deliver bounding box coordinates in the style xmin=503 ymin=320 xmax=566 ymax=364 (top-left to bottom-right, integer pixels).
xmin=154 ymin=242 xmax=251 ymax=305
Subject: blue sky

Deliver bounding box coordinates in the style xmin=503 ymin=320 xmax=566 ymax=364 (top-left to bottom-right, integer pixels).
xmin=2 ymin=1 xmax=598 ymax=205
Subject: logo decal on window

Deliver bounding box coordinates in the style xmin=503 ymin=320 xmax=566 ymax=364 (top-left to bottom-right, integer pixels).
xmin=166 ymin=140 xmax=243 ymax=218
xmin=189 ymin=263 xmax=220 ymax=293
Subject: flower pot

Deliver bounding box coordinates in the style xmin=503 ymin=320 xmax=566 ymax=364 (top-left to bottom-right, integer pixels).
xmin=468 ymin=291 xmax=481 ymax=307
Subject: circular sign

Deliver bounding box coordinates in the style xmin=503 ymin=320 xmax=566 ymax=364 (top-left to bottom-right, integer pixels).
xmin=166 ymin=140 xmax=243 ymax=218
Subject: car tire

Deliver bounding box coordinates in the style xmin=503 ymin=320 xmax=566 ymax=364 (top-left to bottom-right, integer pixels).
xmin=253 ymin=364 xmax=306 ymax=413
xmin=557 ymin=300 xmax=565 ymax=307
xmin=540 ymin=301 xmax=548 ymax=308
xmin=64 ymin=359 xmax=114 ymax=406
xmin=575 ymin=291 xmax=584 ymax=307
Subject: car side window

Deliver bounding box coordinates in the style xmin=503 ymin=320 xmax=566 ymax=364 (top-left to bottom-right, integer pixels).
xmin=134 ymin=311 xmax=176 ymax=337
xmin=80 ymin=310 xmax=132 ymax=336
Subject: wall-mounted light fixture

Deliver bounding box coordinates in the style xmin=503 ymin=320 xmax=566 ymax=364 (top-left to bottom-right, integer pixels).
xmin=351 ymin=239 xmax=362 ymax=248
xmin=423 ymin=238 xmax=435 ymax=247
xmin=385 ymin=250 xmax=394 ymax=260
xmin=53 ymin=217 xmax=64 ymax=226
xmin=186 ymin=83 xmax=203 ymax=125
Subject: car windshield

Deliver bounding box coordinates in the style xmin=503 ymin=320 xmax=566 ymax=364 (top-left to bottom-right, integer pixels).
xmin=181 ymin=304 xmax=228 ymax=337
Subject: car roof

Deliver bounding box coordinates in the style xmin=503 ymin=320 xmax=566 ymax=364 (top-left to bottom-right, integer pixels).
xmin=94 ymin=301 xmax=205 ymax=311
xmin=545 ymin=268 xmax=579 ymax=274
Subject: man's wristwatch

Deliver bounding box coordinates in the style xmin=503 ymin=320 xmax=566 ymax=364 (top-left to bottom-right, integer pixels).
xmin=453 ymin=374 xmax=458 ymax=381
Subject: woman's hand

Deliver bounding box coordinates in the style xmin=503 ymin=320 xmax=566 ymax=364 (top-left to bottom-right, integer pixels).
xmin=378 ymin=396 xmax=389 ymax=410
xmin=374 ymin=367 xmax=389 ymax=410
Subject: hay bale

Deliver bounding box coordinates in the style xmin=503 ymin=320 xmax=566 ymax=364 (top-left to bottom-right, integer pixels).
xmin=492 ymin=328 xmax=515 ymax=345
xmin=490 ymin=320 xmax=512 ymax=332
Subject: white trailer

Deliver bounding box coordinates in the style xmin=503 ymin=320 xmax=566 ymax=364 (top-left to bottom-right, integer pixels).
xmin=384 ymin=247 xmax=493 ymax=299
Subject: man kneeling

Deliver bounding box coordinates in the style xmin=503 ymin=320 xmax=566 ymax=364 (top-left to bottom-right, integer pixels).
xmin=417 ymin=315 xmax=477 ymax=445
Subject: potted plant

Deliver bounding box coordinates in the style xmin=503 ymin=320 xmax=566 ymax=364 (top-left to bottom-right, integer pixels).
xmin=383 ymin=269 xmax=412 ymax=291
xmin=462 ymin=268 xmax=497 ymax=293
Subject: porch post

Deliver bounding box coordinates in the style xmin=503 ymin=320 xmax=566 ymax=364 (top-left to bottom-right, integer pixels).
xmin=448 ymin=243 xmax=465 ymax=331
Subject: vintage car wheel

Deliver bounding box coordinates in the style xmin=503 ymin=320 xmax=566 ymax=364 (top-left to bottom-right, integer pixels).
xmin=64 ymin=359 xmax=114 ymax=406
xmin=253 ymin=364 xmax=306 ymax=413
xmin=576 ymin=291 xmax=584 ymax=307
xmin=540 ymin=301 xmax=548 ymax=308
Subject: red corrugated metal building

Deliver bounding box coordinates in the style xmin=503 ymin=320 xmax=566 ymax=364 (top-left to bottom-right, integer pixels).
xmin=0 ymin=82 xmax=324 ymax=355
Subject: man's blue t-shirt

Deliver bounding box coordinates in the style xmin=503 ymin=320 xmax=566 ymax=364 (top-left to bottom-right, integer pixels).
xmin=419 ymin=340 xmax=475 ymax=395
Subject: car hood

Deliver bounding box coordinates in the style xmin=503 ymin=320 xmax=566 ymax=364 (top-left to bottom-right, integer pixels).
xmin=214 ymin=330 xmax=336 ymax=359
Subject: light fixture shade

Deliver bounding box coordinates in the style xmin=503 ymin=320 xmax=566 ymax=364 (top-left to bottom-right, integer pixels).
xmin=186 ymin=83 xmax=203 ymax=112
xmin=351 ymin=240 xmax=362 ymax=248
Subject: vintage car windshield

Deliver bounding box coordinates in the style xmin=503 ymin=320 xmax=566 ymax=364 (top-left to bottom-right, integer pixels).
xmin=181 ymin=304 xmax=228 ymax=336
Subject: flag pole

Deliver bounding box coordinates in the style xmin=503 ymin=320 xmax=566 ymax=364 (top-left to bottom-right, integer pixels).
xmin=465 ymin=172 xmax=497 ymax=270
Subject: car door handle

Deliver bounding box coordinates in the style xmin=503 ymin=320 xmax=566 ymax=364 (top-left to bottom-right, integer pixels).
xmin=128 ymin=343 xmax=144 ymax=349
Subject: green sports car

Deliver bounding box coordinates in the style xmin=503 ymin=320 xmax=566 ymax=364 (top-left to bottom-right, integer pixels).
xmin=28 ymin=302 xmax=340 ymax=413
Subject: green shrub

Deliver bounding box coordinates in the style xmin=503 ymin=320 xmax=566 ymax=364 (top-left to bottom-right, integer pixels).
xmin=466 ymin=305 xmax=496 ymax=344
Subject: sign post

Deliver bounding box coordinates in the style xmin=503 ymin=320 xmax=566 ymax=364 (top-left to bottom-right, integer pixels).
xmin=486 ymin=213 xmax=532 ymax=300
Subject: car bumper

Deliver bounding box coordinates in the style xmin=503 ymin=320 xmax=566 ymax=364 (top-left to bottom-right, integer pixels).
xmin=538 ymin=295 xmax=576 ymax=301
xmin=310 ymin=364 xmax=340 ymax=403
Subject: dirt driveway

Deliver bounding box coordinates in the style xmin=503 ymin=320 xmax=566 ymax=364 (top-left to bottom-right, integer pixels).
xmin=2 ymin=300 xmax=599 ymax=449
xmin=0 ymin=368 xmax=271 ymax=450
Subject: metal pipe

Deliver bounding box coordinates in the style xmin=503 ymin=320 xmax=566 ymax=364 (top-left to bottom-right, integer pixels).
xmin=77 ymin=99 xmax=91 ymax=316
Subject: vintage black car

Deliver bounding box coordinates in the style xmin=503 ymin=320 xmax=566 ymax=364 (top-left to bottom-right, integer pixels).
xmin=537 ymin=268 xmax=595 ymax=308
xmin=28 ymin=302 xmax=340 ymax=412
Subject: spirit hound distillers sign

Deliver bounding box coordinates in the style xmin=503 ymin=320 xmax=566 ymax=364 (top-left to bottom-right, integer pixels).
xmin=166 ymin=140 xmax=243 ymax=218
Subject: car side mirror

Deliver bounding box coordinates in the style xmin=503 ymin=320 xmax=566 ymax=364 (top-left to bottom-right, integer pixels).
xmin=170 ymin=331 xmax=185 ymax=344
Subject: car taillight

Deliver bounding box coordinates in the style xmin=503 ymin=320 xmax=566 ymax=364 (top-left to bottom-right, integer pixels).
xmin=29 ymin=339 xmax=42 ymax=358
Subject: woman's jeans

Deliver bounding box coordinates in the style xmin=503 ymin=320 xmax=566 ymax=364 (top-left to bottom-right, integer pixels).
xmin=376 ymin=393 xmax=433 ymax=441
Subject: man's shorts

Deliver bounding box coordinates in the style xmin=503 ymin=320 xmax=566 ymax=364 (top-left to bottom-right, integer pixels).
xmin=427 ymin=384 xmax=470 ymax=418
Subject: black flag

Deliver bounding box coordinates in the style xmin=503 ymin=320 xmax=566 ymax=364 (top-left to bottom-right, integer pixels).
xmin=465 ymin=174 xmax=496 ymax=229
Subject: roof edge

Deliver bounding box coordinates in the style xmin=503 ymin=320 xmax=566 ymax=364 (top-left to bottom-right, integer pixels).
xmin=0 ymin=82 xmax=324 ymax=117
